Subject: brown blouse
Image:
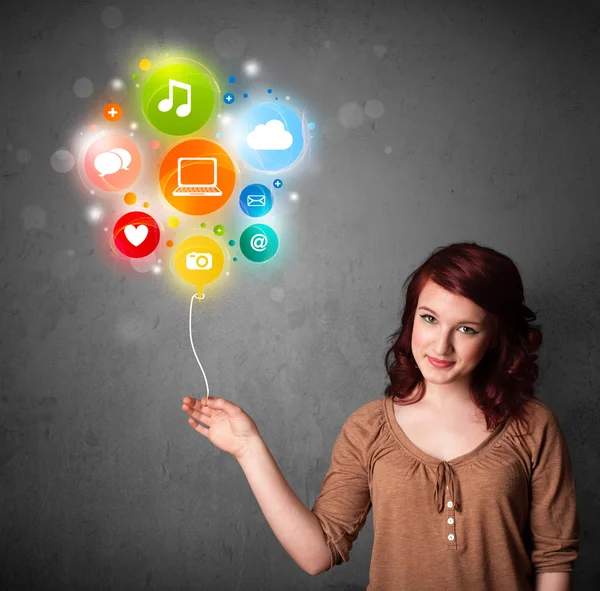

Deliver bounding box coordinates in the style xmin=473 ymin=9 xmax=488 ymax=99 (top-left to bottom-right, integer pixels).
xmin=311 ymin=396 xmax=579 ymax=590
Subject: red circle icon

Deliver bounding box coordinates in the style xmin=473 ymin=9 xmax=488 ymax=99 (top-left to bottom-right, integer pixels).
xmin=112 ymin=211 xmax=160 ymax=258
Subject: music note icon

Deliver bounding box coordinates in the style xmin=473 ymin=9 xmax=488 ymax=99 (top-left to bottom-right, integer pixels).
xmin=158 ymin=79 xmax=192 ymax=118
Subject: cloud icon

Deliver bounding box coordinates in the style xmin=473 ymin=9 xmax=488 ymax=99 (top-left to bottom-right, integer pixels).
xmin=246 ymin=119 xmax=293 ymax=151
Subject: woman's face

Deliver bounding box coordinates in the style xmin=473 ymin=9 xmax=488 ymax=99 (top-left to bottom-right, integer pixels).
xmin=411 ymin=280 xmax=496 ymax=385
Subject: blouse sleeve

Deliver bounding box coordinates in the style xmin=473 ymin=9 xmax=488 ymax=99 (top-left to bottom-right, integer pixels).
xmin=529 ymin=409 xmax=580 ymax=573
xmin=310 ymin=404 xmax=376 ymax=570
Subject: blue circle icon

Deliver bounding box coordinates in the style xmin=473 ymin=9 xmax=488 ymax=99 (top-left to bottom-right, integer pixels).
xmin=273 ymin=178 xmax=283 ymax=189
xmin=239 ymin=183 xmax=273 ymax=217
xmin=236 ymin=102 xmax=307 ymax=173
xmin=223 ymin=93 xmax=235 ymax=104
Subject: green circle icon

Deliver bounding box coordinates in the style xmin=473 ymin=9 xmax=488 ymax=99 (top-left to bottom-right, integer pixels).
xmin=240 ymin=224 xmax=279 ymax=263
xmin=142 ymin=63 xmax=215 ymax=135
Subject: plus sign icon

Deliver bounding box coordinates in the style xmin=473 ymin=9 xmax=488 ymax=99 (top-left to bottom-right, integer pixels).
xmin=103 ymin=103 xmax=122 ymax=122
xmin=223 ymin=93 xmax=235 ymax=104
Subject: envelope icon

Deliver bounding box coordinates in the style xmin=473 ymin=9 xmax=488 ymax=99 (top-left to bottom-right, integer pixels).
xmin=247 ymin=194 xmax=266 ymax=207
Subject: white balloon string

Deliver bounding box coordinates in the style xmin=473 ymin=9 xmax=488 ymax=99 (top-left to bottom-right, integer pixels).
xmin=189 ymin=292 xmax=209 ymax=401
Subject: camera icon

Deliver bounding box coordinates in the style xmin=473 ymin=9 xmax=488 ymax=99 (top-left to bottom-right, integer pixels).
xmin=186 ymin=252 xmax=213 ymax=270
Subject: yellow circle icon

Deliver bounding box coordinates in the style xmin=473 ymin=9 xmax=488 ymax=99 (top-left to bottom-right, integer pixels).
xmin=174 ymin=235 xmax=224 ymax=293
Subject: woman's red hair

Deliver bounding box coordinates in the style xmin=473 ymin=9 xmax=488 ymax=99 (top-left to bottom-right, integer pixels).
xmin=384 ymin=241 xmax=541 ymax=432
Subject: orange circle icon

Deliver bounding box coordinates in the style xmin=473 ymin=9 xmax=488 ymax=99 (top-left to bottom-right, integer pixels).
xmin=159 ymin=139 xmax=236 ymax=215
xmin=104 ymin=103 xmax=123 ymax=121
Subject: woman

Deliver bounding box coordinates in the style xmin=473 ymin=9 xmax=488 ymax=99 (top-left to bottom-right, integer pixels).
xmin=181 ymin=242 xmax=580 ymax=591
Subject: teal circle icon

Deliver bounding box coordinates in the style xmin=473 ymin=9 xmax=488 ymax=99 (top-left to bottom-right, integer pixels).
xmin=239 ymin=224 xmax=279 ymax=263
xmin=142 ymin=63 xmax=216 ymax=135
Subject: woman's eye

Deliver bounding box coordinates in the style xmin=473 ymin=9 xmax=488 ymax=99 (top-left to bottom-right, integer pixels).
xmin=460 ymin=327 xmax=477 ymax=334
xmin=419 ymin=314 xmax=478 ymax=335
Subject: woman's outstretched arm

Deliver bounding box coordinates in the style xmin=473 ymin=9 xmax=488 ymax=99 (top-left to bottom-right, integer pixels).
xmin=237 ymin=437 xmax=332 ymax=575
xmin=183 ymin=395 xmax=331 ymax=576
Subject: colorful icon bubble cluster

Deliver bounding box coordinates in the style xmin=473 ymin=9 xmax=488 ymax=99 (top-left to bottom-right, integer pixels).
xmin=69 ymin=55 xmax=314 ymax=297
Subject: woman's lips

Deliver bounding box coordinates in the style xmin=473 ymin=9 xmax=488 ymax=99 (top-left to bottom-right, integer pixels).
xmin=427 ymin=356 xmax=455 ymax=368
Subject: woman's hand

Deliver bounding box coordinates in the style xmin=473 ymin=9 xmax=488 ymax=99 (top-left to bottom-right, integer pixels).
xmin=182 ymin=396 xmax=263 ymax=460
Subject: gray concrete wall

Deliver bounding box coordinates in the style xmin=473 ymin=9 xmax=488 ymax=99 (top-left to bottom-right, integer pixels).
xmin=1 ymin=0 xmax=598 ymax=589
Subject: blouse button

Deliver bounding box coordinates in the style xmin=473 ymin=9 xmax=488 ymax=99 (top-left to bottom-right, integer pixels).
xmin=447 ymin=517 xmax=454 ymax=524
xmin=447 ymin=501 xmax=453 ymax=508
xmin=448 ymin=534 xmax=455 ymax=541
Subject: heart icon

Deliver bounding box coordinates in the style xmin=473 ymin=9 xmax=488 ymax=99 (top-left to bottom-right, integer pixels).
xmin=124 ymin=224 xmax=148 ymax=246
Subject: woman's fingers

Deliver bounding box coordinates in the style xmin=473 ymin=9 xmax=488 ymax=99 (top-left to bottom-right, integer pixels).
xmin=182 ymin=401 xmax=212 ymax=423
xmin=183 ymin=396 xmax=203 ymax=408
xmin=182 ymin=397 xmax=212 ymax=414
xmin=182 ymin=397 xmax=219 ymax=437
xmin=182 ymin=396 xmax=219 ymax=410
xmin=204 ymin=397 xmax=239 ymax=415
xmin=182 ymin=396 xmax=239 ymax=437
xmin=188 ymin=417 xmax=209 ymax=436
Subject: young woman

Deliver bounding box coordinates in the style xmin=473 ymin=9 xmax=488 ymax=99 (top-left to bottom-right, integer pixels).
xmin=181 ymin=242 xmax=579 ymax=590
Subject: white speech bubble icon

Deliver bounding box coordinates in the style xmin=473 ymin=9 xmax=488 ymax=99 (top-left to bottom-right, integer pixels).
xmin=94 ymin=151 xmax=122 ymax=176
xmin=110 ymin=148 xmax=132 ymax=170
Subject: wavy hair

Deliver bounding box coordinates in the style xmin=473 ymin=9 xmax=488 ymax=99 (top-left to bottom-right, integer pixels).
xmin=384 ymin=242 xmax=542 ymax=433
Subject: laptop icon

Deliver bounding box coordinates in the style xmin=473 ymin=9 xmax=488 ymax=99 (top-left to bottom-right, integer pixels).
xmin=173 ymin=157 xmax=223 ymax=196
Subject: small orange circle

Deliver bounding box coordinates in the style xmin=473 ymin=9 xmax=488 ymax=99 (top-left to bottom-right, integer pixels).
xmin=166 ymin=240 xmax=174 ymax=247
xmin=143 ymin=201 xmax=150 ymax=208
xmin=104 ymin=103 xmax=122 ymax=121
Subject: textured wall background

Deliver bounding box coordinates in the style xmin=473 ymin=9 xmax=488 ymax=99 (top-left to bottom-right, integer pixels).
xmin=1 ymin=0 xmax=599 ymax=589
